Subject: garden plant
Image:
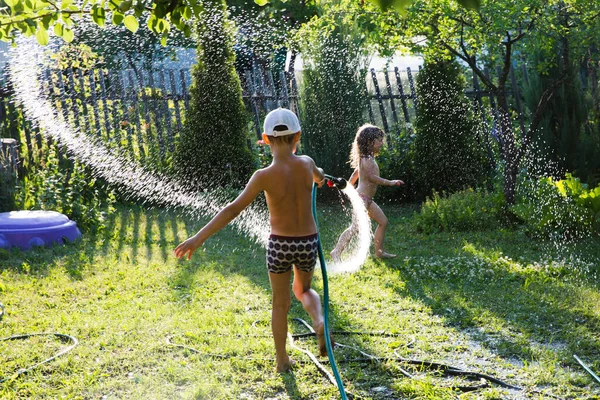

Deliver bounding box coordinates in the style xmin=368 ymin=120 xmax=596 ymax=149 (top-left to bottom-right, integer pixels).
xmin=1 ymin=0 xmax=600 ymax=399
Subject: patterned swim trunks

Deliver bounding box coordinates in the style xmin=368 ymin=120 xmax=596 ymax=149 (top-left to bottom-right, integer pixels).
xmin=266 ymin=233 xmax=319 ymax=274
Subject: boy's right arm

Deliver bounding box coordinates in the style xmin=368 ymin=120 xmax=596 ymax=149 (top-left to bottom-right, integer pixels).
xmin=174 ymin=171 xmax=265 ymax=260
xmin=312 ymin=162 xmax=325 ymax=188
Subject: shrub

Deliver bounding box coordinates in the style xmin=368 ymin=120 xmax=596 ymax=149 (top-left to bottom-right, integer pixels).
xmin=298 ymin=15 xmax=366 ymax=180
xmin=376 ymin=128 xmax=415 ymax=201
xmin=173 ymin=0 xmax=256 ymax=191
xmin=413 ymin=59 xmax=489 ymax=197
xmin=0 ymin=158 xmax=16 ymax=212
xmin=414 ymin=188 xmax=507 ymax=234
xmin=15 ymin=148 xmax=115 ymax=231
xmin=512 ymin=174 xmax=599 ymax=241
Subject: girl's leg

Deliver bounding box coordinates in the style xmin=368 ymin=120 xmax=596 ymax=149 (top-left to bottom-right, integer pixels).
xmin=369 ymin=202 xmax=395 ymax=258
xmin=292 ymin=267 xmax=330 ymax=356
xmin=268 ymin=270 xmax=293 ymax=372
xmin=330 ymin=223 xmax=358 ymax=261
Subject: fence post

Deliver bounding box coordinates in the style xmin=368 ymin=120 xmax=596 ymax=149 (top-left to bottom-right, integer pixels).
xmin=245 ymin=69 xmax=262 ymax=140
xmin=407 ymin=67 xmax=418 ymax=111
xmin=394 ymin=67 xmax=411 ymax=125
xmin=114 ymin=71 xmax=135 ymax=155
xmin=97 ymin=70 xmax=114 ymax=141
xmin=158 ymin=70 xmax=174 ymax=153
xmin=384 ymin=69 xmax=399 ymax=137
xmin=370 ymin=68 xmax=389 ymax=133
xmin=126 ymin=70 xmax=146 ymax=161
xmin=279 ymin=71 xmax=290 ymax=109
xmin=75 ymin=69 xmax=92 ymax=135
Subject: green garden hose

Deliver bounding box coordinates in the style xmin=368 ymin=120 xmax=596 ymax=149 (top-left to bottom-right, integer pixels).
xmin=312 ymin=182 xmax=348 ymax=400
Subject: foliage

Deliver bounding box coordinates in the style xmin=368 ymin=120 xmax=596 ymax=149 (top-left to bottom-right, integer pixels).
xmin=14 ymin=148 xmax=115 ymax=231
xmin=0 ymin=0 xmax=196 ymax=45
xmin=69 ymin=19 xmax=195 ymax=72
xmin=376 ymin=128 xmax=416 ymax=201
xmin=2 ymin=206 xmax=600 ymax=398
xmin=523 ymin=49 xmax=590 ymax=178
xmin=172 ymin=0 xmax=256 ymax=191
xmin=47 ymin=42 xmax=102 ymax=70
xmin=0 ymin=155 xmax=17 ymax=212
xmin=512 ymin=173 xmax=600 ymax=241
xmin=401 ymin=0 xmax=600 ymax=205
xmin=367 ymin=0 xmax=480 ymax=12
xmin=0 ymin=0 xmax=480 ymax=46
xmin=413 ymin=59 xmax=489 ymax=197
xmin=414 ymin=188 xmax=507 ymax=233
xmin=227 ymin=0 xmax=318 ymax=67
xmin=297 ymin=7 xmax=367 ymax=180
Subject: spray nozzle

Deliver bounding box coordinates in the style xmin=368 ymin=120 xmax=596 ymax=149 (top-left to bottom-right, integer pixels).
xmin=324 ymin=174 xmax=347 ymax=190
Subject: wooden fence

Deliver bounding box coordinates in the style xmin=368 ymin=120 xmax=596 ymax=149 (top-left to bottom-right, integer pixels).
xmin=1 ymin=62 xmax=534 ymax=172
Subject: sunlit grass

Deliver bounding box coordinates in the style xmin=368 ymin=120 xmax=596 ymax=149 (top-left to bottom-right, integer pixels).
xmin=0 ymin=204 xmax=599 ymax=399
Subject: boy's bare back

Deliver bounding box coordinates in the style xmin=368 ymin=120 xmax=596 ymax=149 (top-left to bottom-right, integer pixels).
xmin=256 ymin=154 xmax=320 ymax=237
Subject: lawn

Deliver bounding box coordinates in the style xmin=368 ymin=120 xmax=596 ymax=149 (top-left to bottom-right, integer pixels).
xmin=1 ymin=203 xmax=599 ymax=399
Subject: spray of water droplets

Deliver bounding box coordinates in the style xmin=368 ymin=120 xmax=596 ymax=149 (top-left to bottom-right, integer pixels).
xmin=9 ymin=37 xmax=373 ymax=272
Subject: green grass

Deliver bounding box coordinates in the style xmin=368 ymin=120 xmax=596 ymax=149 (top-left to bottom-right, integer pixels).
xmin=1 ymin=204 xmax=600 ymax=399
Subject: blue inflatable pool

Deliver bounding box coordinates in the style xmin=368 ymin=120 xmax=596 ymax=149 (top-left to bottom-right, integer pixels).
xmin=0 ymin=211 xmax=81 ymax=250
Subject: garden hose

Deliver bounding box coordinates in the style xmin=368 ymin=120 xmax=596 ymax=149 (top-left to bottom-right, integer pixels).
xmin=312 ymin=181 xmax=348 ymax=400
xmin=0 ymin=304 xmax=78 ymax=385
xmin=574 ymin=354 xmax=600 ymax=386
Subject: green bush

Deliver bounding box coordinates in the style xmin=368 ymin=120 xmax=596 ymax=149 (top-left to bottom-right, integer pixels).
xmin=15 ymin=148 xmax=115 ymax=231
xmin=173 ymin=0 xmax=256 ymax=191
xmin=512 ymin=174 xmax=599 ymax=241
xmin=414 ymin=188 xmax=507 ymax=234
xmin=523 ymin=49 xmax=589 ymax=178
xmin=0 ymin=162 xmax=16 ymax=212
xmin=376 ymin=128 xmax=415 ymax=201
xmin=298 ymin=16 xmax=366 ymax=180
xmin=413 ymin=59 xmax=489 ymax=197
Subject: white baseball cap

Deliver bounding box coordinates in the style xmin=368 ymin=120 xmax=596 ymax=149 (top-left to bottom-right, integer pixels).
xmin=263 ymin=108 xmax=301 ymax=137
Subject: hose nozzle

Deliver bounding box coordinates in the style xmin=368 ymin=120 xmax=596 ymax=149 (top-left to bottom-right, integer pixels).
xmin=324 ymin=174 xmax=347 ymax=190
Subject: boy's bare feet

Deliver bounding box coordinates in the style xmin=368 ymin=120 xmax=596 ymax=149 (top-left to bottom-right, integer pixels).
xmin=375 ymin=251 xmax=396 ymax=259
xmin=314 ymin=320 xmax=334 ymax=357
xmin=276 ymin=357 xmax=295 ymax=373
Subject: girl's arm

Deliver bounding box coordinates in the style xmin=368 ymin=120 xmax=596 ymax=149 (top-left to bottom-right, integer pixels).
xmin=349 ymin=169 xmax=359 ymax=186
xmin=363 ymin=158 xmax=404 ymax=187
xmin=174 ymin=171 xmax=264 ymax=260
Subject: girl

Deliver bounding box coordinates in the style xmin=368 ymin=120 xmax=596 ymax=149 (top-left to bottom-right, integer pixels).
xmin=331 ymin=124 xmax=404 ymax=260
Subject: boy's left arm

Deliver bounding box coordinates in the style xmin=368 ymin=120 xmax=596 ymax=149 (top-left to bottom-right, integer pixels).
xmin=174 ymin=171 xmax=265 ymax=260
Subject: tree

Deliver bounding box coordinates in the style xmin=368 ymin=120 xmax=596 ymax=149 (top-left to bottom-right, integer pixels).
xmin=172 ymin=0 xmax=256 ymax=191
xmin=296 ymin=2 xmax=370 ymax=180
xmin=402 ymin=0 xmax=600 ymax=204
xmin=414 ymin=59 xmax=488 ymax=195
xmin=0 ymin=0 xmax=478 ymax=46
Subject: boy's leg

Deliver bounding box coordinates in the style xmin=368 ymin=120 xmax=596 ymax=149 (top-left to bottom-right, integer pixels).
xmin=268 ymin=270 xmax=293 ymax=372
xmin=292 ymin=267 xmax=331 ymax=356
xmin=369 ymin=202 xmax=395 ymax=258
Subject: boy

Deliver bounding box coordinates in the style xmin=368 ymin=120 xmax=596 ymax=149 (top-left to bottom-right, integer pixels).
xmin=174 ymin=108 xmax=329 ymax=372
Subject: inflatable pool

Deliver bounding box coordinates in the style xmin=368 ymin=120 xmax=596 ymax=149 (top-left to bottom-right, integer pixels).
xmin=0 ymin=210 xmax=81 ymax=250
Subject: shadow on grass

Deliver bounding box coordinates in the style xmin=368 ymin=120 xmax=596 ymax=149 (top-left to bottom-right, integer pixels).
xmin=385 ymin=230 xmax=600 ymax=370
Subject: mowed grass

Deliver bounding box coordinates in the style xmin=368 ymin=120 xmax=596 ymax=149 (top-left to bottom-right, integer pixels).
xmin=1 ymin=203 xmax=600 ymax=399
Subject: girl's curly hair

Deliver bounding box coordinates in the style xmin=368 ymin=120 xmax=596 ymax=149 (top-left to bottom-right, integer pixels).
xmin=349 ymin=124 xmax=384 ymax=169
